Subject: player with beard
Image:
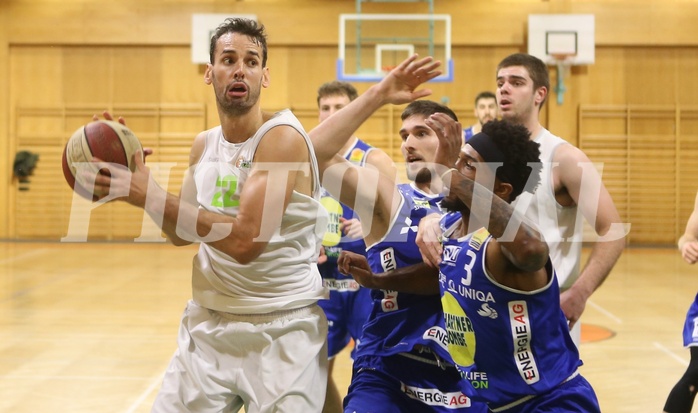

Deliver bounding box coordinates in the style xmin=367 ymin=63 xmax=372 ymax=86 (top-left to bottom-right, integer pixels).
xmin=338 ymin=119 xmax=601 ymax=412
xmin=310 ymin=56 xmax=487 ymax=410
xmin=462 ymin=91 xmax=497 ymax=142
xmin=90 ymin=18 xmax=329 ymax=412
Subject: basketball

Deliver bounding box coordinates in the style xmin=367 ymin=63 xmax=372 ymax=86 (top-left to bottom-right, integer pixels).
xmin=61 ymin=120 xmax=143 ymax=200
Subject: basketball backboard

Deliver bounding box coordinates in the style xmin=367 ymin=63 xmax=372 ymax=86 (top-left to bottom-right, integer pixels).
xmin=338 ymin=13 xmax=452 ymax=82
xmin=528 ymin=14 xmax=595 ymax=66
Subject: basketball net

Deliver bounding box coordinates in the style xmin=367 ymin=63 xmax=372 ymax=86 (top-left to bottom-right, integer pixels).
xmin=551 ymin=53 xmax=576 ymax=105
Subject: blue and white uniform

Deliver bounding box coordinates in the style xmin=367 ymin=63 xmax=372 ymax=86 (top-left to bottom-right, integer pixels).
xmin=682 ymin=293 xmax=698 ymax=347
xmin=344 ymin=183 xmax=486 ymax=413
xmin=318 ymin=138 xmax=374 ymax=359
xmin=463 ymin=126 xmax=476 ymax=142
xmin=439 ymin=225 xmax=600 ymax=412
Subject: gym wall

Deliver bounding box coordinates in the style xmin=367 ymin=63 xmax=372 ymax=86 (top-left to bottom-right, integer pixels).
xmin=1 ymin=0 xmax=696 ymax=244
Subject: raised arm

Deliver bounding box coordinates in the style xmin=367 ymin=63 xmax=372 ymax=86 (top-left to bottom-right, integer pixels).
xmin=679 ymin=190 xmax=698 ymax=264
xmin=310 ymin=54 xmax=441 ymax=166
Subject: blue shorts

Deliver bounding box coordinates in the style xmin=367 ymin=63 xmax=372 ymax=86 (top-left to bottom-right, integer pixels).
xmin=344 ymin=353 xmax=487 ymax=413
xmin=318 ymin=268 xmax=372 ymax=358
xmin=682 ymin=293 xmax=698 ymax=347
xmin=488 ymin=374 xmax=600 ymax=413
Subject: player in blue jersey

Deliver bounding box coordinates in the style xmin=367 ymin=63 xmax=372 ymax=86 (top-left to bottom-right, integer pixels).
xmin=664 ymin=189 xmax=698 ymax=413
xmin=462 ymin=91 xmax=497 ymax=143
xmin=315 ymin=80 xmax=396 ymax=413
xmin=310 ymin=55 xmax=487 ymax=412
xmin=338 ymin=119 xmax=601 ymax=412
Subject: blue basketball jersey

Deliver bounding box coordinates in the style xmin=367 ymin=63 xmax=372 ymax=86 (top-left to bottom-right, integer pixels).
xmin=440 ymin=226 xmax=583 ymax=406
xmin=682 ymin=292 xmax=698 ymax=347
xmin=355 ymin=183 xmax=452 ymax=362
xmin=463 ymin=126 xmax=475 ymax=142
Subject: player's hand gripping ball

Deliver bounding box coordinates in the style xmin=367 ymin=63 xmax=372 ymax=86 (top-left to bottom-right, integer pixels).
xmin=61 ymin=120 xmax=143 ymax=200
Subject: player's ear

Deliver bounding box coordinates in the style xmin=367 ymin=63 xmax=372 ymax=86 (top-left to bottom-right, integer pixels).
xmin=204 ymin=64 xmax=213 ymax=85
xmin=494 ymin=181 xmax=513 ymax=202
xmin=534 ymin=86 xmax=547 ymax=107
xmin=262 ymin=67 xmax=270 ymax=88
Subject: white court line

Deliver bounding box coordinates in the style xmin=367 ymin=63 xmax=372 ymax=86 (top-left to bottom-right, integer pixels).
xmin=586 ymin=299 xmax=623 ymax=324
xmin=653 ymin=342 xmax=689 ymax=366
xmin=0 ymin=248 xmax=48 ymax=265
xmin=0 ymin=375 xmax=147 ymax=381
xmin=124 ymin=370 xmax=165 ymax=413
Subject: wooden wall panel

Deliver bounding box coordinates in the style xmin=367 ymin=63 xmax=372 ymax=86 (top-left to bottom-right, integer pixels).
xmin=4 ymin=0 xmax=698 ymax=244
xmin=0 ymin=7 xmax=9 ymax=237
xmin=583 ymin=48 xmax=627 ymax=106
xmin=625 ymin=49 xmax=678 ymax=105
xmin=579 ymin=104 xmax=698 ymax=245
xmin=677 ymin=49 xmax=698 ymax=105
xmin=63 ymin=48 xmax=113 ymax=104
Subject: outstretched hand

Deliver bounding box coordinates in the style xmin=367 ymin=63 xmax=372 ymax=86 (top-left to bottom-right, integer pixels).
xmin=93 ymin=110 xmax=126 ymax=125
xmin=426 ymin=112 xmax=463 ymax=170
xmin=416 ymin=212 xmax=444 ymax=267
xmin=340 ymin=217 xmax=364 ymax=240
xmin=375 ymin=54 xmax=442 ymax=105
xmin=681 ymin=241 xmax=698 ymax=264
xmin=338 ymin=251 xmax=379 ymax=289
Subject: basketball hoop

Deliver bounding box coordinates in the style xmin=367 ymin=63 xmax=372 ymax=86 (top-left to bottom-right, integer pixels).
xmin=550 ymin=53 xmax=576 ymax=105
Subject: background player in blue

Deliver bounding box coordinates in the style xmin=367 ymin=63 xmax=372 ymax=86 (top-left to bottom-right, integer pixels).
xmin=315 ymin=80 xmax=395 ymax=413
xmin=310 ymin=55 xmax=486 ymax=412
xmin=462 ymin=91 xmax=497 ymax=143
xmin=664 ymin=189 xmax=698 ymax=413
xmin=339 ymin=119 xmax=601 ymax=412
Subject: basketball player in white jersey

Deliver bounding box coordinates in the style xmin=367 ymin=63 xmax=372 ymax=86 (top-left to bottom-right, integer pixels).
xmin=418 ymin=53 xmax=627 ymax=347
xmin=89 ymin=18 xmax=330 ymax=412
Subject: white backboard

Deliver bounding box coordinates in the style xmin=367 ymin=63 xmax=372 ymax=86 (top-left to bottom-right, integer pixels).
xmin=528 ymin=14 xmax=595 ymax=65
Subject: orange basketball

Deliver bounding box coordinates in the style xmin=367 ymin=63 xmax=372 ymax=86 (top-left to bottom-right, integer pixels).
xmin=61 ymin=120 xmax=143 ymax=200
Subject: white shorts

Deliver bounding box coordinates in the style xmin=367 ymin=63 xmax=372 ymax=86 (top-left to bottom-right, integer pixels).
xmin=569 ymin=319 xmax=581 ymax=348
xmin=152 ymin=300 xmax=328 ymax=413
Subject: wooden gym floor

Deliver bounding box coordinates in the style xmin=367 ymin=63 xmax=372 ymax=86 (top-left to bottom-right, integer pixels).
xmin=0 ymin=241 xmax=694 ymax=412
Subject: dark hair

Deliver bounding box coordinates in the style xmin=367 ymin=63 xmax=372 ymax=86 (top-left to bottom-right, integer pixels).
xmin=496 ymin=53 xmax=550 ymax=108
xmin=401 ymin=100 xmax=458 ymax=122
xmin=480 ymin=119 xmax=541 ymax=201
xmin=316 ymin=81 xmax=359 ymax=107
xmin=209 ymin=18 xmax=268 ymax=66
xmin=474 ymin=91 xmax=496 ymax=106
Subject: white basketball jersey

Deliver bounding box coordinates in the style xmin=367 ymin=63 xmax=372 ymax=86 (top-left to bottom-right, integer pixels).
xmin=191 ymin=109 xmax=328 ymax=314
xmin=513 ymin=128 xmax=582 ymax=290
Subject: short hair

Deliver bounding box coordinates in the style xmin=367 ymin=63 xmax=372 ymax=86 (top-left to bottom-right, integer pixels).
xmin=496 ymin=53 xmax=550 ymax=108
xmin=480 ymin=119 xmax=541 ymax=201
xmin=316 ymin=81 xmax=358 ymax=107
xmin=474 ymin=91 xmax=496 ymax=106
xmin=401 ymin=100 xmax=459 ymax=122
xmin=209 ymin=18 xmax=268 ymax=67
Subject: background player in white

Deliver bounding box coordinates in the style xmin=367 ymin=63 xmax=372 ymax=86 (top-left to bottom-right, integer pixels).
xmin=663 ymin=189 xmax=698 ymax=413
xmin=462 ymin=91 xmax=497 ymax=143
xmin=419 ymin=53 xmax=627 ymax=346
xmin=315 ymin=80 xmax=395 ymax=413
xmin=89 ymin=18 xmax=329 ymax=412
